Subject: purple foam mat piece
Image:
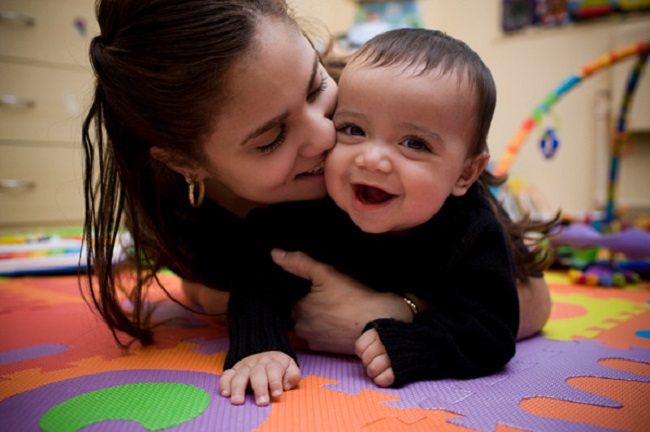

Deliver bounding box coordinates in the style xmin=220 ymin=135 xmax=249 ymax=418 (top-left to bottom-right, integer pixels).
xmin=0 ymin=344 xmax=68 ymax=365
xmin=185 ymin=337 xmax=230 ymax=356
xmin=3 ymin=336 xmax=648 ymax=431
xmin=299 ymin=337 xmax=650 ymax=432
xmin=0 ymin=370 xmax=268 ymax=432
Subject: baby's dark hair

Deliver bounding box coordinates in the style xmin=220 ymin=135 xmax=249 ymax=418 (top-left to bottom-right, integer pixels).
xmin=349 ymin=28 xmax=557 ymax=280
xmin=349 ymin=28 xmax=495 ymax=158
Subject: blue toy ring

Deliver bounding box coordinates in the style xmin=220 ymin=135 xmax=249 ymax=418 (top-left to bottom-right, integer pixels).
xmin=540 ymin=128 xmax=559 ymax=159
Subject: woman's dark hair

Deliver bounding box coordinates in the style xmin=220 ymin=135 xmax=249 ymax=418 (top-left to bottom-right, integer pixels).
xmin=82 ymin=0 xmax=304 ymax=346
xmin=349 ymin=28 xmax=557 ymax=281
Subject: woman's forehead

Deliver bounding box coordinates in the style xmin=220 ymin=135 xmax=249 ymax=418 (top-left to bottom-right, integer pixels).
xmin=207 ymin=19 xmax=317 ymax=147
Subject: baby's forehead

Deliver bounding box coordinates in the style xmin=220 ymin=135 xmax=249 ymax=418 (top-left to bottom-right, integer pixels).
xmin=345 ymin=57 xmax=470 ymax=87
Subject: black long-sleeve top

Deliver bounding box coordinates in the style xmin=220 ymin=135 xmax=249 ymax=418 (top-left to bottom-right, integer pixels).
xmin=227 ymin=183 xmax=519 ymax=386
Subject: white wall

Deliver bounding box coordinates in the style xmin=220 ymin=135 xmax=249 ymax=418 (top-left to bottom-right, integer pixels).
xmin=290 ymin=0 xmax=650 ymax=215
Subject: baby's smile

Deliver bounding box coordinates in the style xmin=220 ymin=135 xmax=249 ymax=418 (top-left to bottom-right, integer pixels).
xmin=353 ymin=184 xmax=396 ymax=205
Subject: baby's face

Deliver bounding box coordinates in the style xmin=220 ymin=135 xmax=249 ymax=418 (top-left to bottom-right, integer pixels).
xmin=325 ymin=62 xmax=477 ymax=233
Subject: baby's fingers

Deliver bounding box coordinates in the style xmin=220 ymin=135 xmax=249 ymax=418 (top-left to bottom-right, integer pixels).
xmin=219 ymin=368 xmax=235 ymax=397
xmin=363 ymin=353 xmax=395 ymax=387
xmin=263 ymin=361 xmax=288 ymax=399
xmin=283 ymin=360 xmax=302 ymax=391
xmin=249 ymin=360 xmax=302 ymax=406
xmin=249 ymin=365 xmax=272 ymax=406
xmin=365 ymin=352 xmax=391 ymax=379
xmin=220 ymin=367 xmax=251 ymax=405
xmin=372 ymin=366 xmax=395 ymax=388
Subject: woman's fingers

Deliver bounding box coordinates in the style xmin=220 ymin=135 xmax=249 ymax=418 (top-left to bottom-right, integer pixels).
xmin=271 ymin=249 xmax=331 ymax=285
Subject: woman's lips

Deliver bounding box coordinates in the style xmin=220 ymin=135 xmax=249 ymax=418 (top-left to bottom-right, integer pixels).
xmin=297 ymin=162 xmax=324 ymax=177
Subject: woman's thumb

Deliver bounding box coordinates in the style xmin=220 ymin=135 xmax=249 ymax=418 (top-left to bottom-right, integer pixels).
xmin=271 ymin=249 xmax=321 ymax=283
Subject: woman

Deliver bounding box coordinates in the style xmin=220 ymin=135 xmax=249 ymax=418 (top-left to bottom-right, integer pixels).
xmin=83 ymin=0 xmax=552 ymax=405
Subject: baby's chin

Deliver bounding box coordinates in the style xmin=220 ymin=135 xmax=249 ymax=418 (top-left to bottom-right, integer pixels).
xmin=357 ymin=222 xmax=414 ymax=235
xmin=350 ymin=210 xmax=430 ymax=234
xmin=346 ymin=214 xmax=401 ymax=234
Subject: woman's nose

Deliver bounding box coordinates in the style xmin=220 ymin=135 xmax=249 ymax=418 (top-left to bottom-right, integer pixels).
xmin=300 ymin=116 xmax=336 ymax=157
xmin=354 ymin=145 xmax=392 ymax=173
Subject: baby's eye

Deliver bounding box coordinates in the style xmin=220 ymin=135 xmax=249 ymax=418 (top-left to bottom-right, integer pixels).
xmin=401 ymin=137 xmax=431 ymax=152
xmin=337 ymin=124 xmax=365 ymax=137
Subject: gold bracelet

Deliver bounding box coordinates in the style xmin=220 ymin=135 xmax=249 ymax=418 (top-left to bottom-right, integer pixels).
xmin=401 ymin=295 xmax=419 ymax=316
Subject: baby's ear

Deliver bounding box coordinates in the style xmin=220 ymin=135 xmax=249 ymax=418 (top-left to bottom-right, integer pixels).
xmin=452 ymin=152 xmax=489 ymax=196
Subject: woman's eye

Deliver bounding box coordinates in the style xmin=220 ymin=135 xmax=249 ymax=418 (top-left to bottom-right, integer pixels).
xmin=307 ymin=71 xmax=328 ymax=102
xmin=401 ymin=137 xmax=431 ymax=152
xmin=257 ymin=125 xmax=287 ymax=154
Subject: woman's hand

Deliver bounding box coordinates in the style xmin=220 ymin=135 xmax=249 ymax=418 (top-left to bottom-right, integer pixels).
xmin=271 ymin=249 xmax=414 ymax=355
xmin=355 ymin=328 xmax=395 ymax=387
xmin=219 ymin=351 xmax=301 ymax=406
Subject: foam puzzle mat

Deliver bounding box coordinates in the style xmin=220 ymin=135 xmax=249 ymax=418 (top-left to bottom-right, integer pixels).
xmin=1 ymin=271 xmax=649 ymax=431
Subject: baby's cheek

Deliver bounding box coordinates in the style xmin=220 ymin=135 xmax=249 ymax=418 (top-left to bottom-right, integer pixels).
xmin=323 ymin=158 xmax=344 ymax=195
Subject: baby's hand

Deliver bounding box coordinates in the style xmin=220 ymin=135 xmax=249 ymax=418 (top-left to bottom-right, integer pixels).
xmin=219 ymin=351 xmax=301 ymax=406
xmin=354 ymin=328 xmax=395 ymax=387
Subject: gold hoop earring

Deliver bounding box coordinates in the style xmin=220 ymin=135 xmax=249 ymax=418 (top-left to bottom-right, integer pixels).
xmin=185 ymin=176 xmax=204 ymax=208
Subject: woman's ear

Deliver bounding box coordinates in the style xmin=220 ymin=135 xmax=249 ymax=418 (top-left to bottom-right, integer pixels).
xmin=149 ymin=146 xmax=207 ymax=181
xmin=149 ymin=146 xmax=187 ymax=176
xmin=452 ymin=152 xmax=489 ymax=196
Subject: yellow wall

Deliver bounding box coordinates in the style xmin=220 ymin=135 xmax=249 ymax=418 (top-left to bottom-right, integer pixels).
xmin=289 ymin=0 xmax=650 ymax=216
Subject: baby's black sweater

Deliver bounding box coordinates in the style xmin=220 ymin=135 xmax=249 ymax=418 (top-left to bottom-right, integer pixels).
xmin=226 ymin=184 xmax=519 ymax=386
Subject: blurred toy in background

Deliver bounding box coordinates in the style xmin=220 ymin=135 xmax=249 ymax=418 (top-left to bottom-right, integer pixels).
xmin=493 ymin=177 xmax=556 ymax=224
xmin=496 ymin=41 xmax=649 ymax=178
xmin=337 ymin=0 xmax=424 ymax=50
xmin=494 ymin=41 xmax=650 ymax=287
xmin=567 ymin=0 xmax=617 ymax=21
xmin=538 ymin=111 xmax=562 ymax=159
xmin=502 ymin=0 xmax=650 ymax=32
xmin=502 ymin=0 xmax=537 ymax=32
xmin=536 ymin=0 xmax=570 ymax=26
xmin=0 ymin=230 xmax=130 ymax=277
xmin=618 ymin=0 xmax=650 ymax=13
xmin=493 ymin=40 xmax=650 ymax=287
xmin=551 ymin=221 xmax=650 ymax=286
xmin=496 ymin=177 xmax=650 ymax=287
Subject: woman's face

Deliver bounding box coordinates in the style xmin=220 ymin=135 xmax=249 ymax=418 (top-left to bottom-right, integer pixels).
xmin=200 ymin=18 xmax=337 ymax=215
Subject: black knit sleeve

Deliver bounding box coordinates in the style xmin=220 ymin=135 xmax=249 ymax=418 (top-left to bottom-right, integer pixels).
xmin=365 ymin=216 xmax=519 ymax=387
xmin=223 ymin=206 xmax=311 ymax=370
xmin=224 ymin=276 xmax=300 ymax=369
